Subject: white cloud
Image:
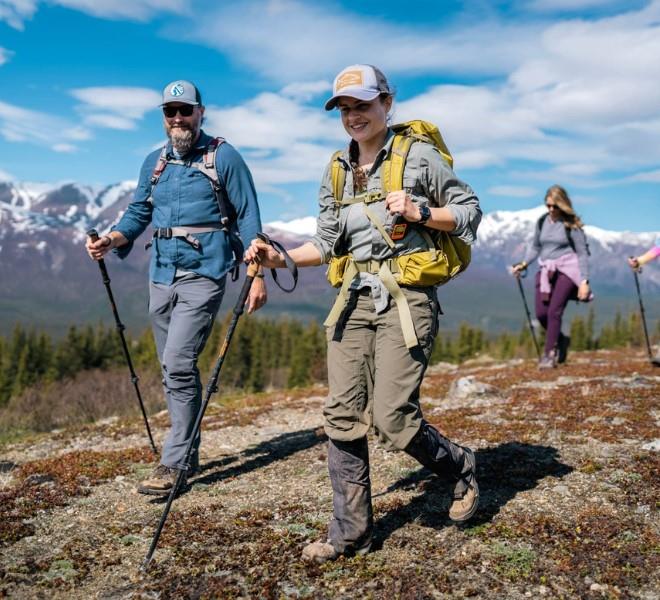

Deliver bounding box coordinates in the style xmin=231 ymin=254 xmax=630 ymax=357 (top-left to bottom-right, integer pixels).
xmin=280 ymin=81 xmax=331 ymax=102
xmin=526 ymin=0 xmax=628 ymax=12
xmin=54 ymin=0 xmax=185 ymax=20
xmin=0 ymin=167 xmax=14 ymax=181
xmin=204 ymin=92 xmax=341 ymax=151
xmin=182 ymin=0 xmax=543 ymax=83
xmin=488 ymin=185 xmax=538 ymax=198
xmin=0 ymin=0 xmax=184 ymax=29
xmin=0 ymin=100 xmax=91 ymax=152
xmin=625 ymin=169 xmax=660 ymax=183
xmin=83 ymin=113 xmax=136 ymax=130
xmin=52 ymin=143 xmax=77 ymax=153
xmin=0 ymin=0 xmax=37 ymax=30
xmin=0 ymin=46 xmax=13 ymax=65
xmin=71 ymin=86 xmax=161 ymax=130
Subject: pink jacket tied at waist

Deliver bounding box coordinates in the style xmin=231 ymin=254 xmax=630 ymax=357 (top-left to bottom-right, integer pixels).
xmin=538 ymin=253 xmax=593 ymax=301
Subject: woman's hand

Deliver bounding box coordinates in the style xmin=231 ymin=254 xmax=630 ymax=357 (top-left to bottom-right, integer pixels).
xmin=628 ymin=257 xmax=640 ymax=270
xmin=385 ymin=191 xmax=421 ymax=222
xmin=577 ymin=280 xmax=591 ymax=301
xmin=511 ymin=262 xmax=527 ymax=278
xmin=245 ymin=238 xmax=285 ymax=269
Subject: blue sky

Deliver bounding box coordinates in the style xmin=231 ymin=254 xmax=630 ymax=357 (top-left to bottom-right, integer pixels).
xmin=0 ymin=0 xmax=658 ymax=232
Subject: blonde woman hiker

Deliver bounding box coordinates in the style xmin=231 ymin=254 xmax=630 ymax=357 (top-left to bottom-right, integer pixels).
xmin=512 ymin=185 xmax=592 ymax=368
xmin=246 ymin=64 xmax=482 ymax=563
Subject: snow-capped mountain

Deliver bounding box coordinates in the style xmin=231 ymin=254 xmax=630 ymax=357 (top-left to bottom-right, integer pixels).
xmin=0 ymin=180 xmax=657 ymax=336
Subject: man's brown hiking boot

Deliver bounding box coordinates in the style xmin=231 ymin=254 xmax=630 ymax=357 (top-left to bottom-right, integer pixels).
xmin=137 ymin=464 xmax=185 ymax=496
xmin=302 ymin=541 xmax=339 ymax=564
xmin=449 ymin=447 xmax=479 ymax=523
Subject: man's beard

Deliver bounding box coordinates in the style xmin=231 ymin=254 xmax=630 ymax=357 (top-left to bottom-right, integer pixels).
xmin=168 ymin=125 xmax=197 ymax=155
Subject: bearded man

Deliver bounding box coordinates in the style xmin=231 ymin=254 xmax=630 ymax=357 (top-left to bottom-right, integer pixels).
xmin=86 ymin=80 xmax=267 ymax=494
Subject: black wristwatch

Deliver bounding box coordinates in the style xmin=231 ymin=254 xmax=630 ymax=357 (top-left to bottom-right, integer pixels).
xmin=417 ymin=204 xmax=431 ymax=225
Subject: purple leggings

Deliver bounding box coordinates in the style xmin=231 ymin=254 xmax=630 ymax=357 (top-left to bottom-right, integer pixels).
xmin=535 ymin=271 xmax=577 ymax=355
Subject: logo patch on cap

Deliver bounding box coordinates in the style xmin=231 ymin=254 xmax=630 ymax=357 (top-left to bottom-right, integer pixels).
xmin=170 ymin=83 xmax=184 ymax=97
xmin=336 ymin=70 xmax=363 ymax=91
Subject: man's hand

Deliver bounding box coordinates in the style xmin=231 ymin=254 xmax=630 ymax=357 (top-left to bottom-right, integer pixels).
xmin=246 ymin=275 xmax=267 ymax=314
xmin=86 ymin=234 xmax=113 ymax=261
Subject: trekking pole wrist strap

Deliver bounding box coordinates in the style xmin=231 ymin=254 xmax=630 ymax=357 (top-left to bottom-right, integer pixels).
xmin=256 ymin=232 xmax=298 ymax=292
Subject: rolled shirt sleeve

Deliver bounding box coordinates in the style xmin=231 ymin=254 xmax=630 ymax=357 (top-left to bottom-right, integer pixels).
xmin=310 ymin=161 xmax=341 ymax=263
xmin=420 ymin=146 xmax=482 ymax=245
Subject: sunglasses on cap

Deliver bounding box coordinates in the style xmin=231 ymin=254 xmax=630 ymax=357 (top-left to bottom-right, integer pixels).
xmin=162 ymin=105 xmax=195 ymax=118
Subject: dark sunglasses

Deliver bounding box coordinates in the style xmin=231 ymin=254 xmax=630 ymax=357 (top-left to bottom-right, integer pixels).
xmin=545 ymin=203 xmax=558 ymax=209
xmin=163 ymin=105 xmax=195 ymax=118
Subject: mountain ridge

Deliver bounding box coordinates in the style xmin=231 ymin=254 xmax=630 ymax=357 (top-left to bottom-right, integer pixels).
xmin=1 ymin=180 xmax=657 ymax=336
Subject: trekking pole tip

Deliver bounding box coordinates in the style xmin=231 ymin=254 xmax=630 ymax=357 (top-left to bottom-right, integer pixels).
xmin=140 ymin=556 xmax=153 ymax=572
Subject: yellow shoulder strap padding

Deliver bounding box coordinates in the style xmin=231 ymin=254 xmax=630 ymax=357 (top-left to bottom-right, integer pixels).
xmin=330 ymin=151 xmax=346 ymax=204
xmin=382 ymin=135 xmax=414 ymax=194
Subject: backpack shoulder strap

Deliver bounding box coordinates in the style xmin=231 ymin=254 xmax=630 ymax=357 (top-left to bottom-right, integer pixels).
xmin=150 ymin=146 xmax=169 ymax=187
xmin=198 ymin=136 xmax=225 ymax=183
xmin=382 ymin=133 xmax=414 ymax=195
xmin=330 ymin=150 xmax=346 ymax=204
xmin=194 ymin=137 xmax=233 ymax=228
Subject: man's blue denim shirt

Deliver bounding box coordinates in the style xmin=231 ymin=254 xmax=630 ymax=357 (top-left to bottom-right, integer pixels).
xmin=113 ymin=130 xmax=262 ymax=284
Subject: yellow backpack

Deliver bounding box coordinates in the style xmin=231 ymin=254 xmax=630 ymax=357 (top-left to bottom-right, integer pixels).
xmin=327 ymin=120 xmax=471 ymax=289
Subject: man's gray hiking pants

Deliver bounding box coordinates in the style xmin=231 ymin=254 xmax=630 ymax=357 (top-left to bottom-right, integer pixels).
xmin=149 ymin=273 xmax=226 ymax=469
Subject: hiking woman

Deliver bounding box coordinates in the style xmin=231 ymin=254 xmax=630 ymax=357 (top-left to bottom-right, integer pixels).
xmin=246 ymin=64 xmax=482 ymax=563
xmin=512 ymin=185 xmax=591 ymax=368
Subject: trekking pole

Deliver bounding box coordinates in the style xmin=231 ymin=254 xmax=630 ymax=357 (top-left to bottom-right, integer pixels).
xmin=142 ymin=261 xmax=261 ymax=570
xmin=514 ymin=271 xmax=541 ymax=359
xmin=631 ymin=265 xmax=659 ymax=366
xmin=86 ymin=229 xmax=158 ymax=454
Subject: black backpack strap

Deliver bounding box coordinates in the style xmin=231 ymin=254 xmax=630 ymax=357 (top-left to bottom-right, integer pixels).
xmin=256 ymin=232 xmax=298 ymax=293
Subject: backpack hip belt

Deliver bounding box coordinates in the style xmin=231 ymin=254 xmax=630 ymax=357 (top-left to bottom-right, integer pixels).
xmin=324 ymin=256 xmax=418 ymax=349
xmin=144 ymin=225 xmax=224 ymax=251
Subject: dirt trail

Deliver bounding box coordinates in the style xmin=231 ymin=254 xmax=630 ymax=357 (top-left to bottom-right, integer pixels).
xmin=1 ymin=349 xmax=658 ymax=599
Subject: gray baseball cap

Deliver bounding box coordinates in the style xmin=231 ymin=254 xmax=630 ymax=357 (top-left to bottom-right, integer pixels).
xmin=324 ymin=64 xmax=392 ymax=111
xmin=161 ymin=80 xmax=202 ymax=106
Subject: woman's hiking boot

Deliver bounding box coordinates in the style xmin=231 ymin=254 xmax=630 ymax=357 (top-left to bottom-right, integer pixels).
xmin=538 ymin=351 xmax=556 ymax=370
xmin=405 ymin=423 xmax=479 ymax=522
xmin=138 ymin=464 xmax=186 ymax=496
xmin=302 ymin=540 xmax=340 ymax=564
xmin=556 ymin=333 xmax=570 ymax=364
xmin=449 ymin=447 xmax=479 ymax=522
